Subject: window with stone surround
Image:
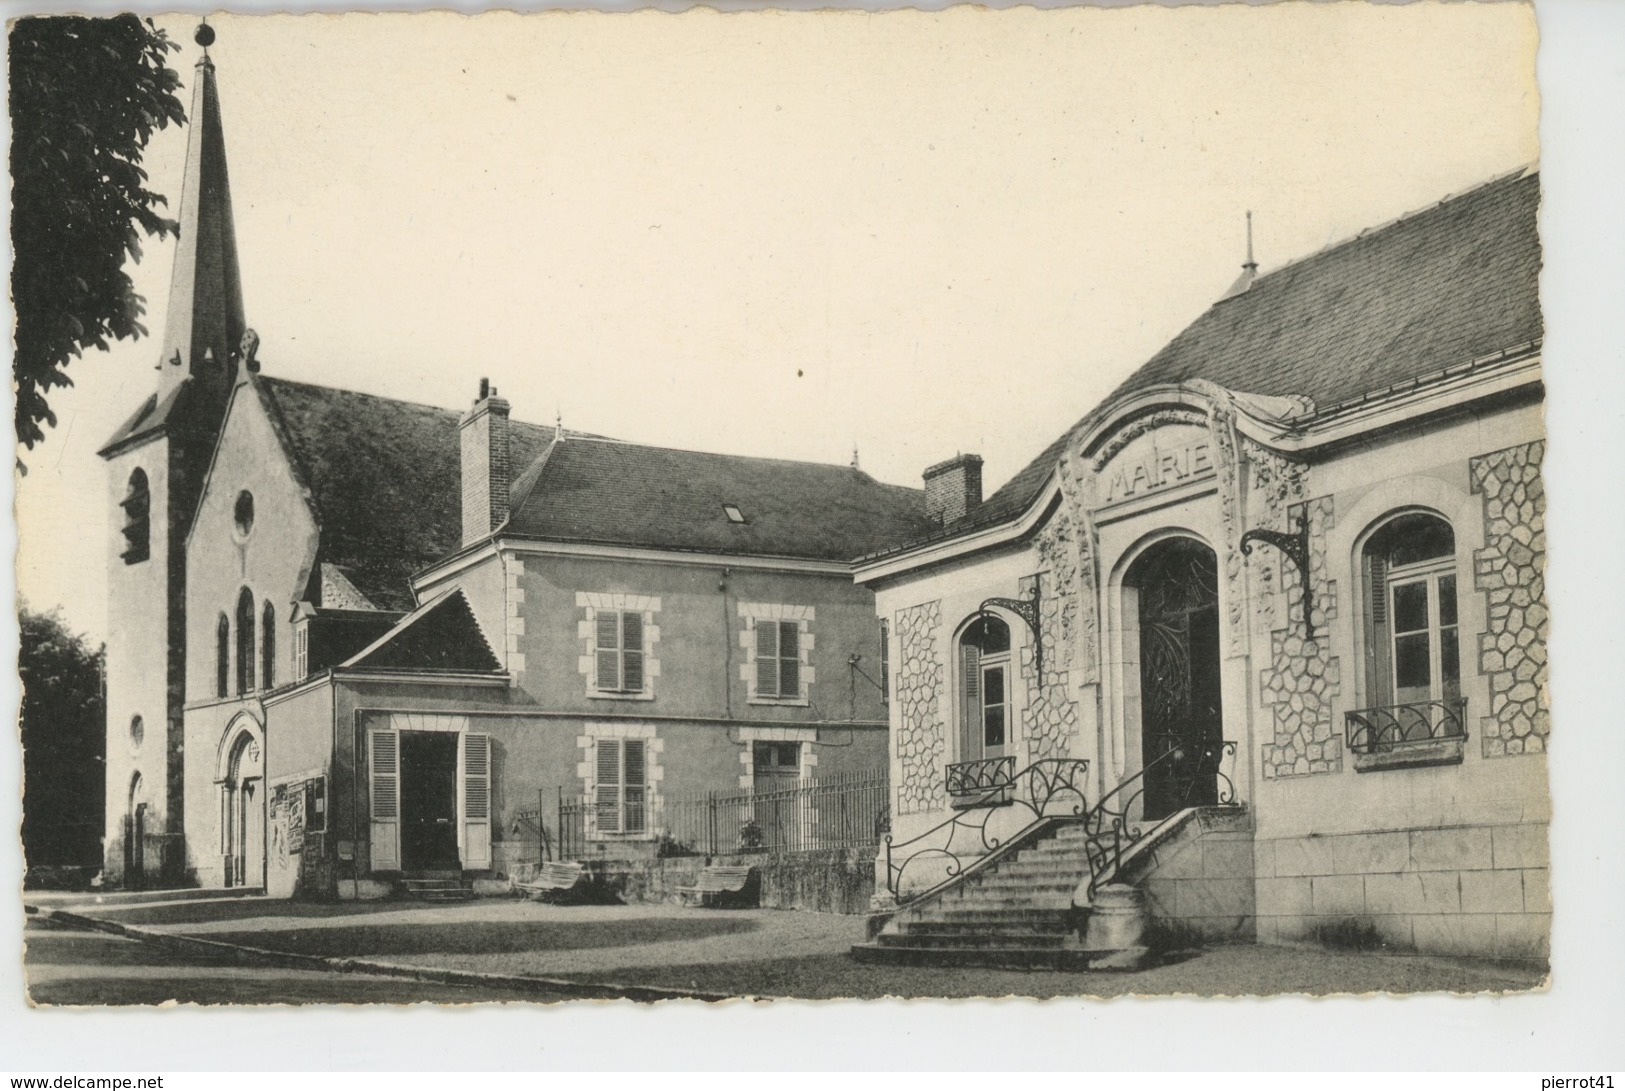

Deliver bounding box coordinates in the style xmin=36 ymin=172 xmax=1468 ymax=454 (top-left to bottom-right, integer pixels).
xmin=578 ymin=593 xmax=660 ymax=700
xmin=1348 ymin=510 xmax=1465 ymax=769
xmin=578 ymin=723 xmax=663 ymax=840
xmin=1363 ymin=512 xmax=1459 ymax=709
xmin=739 ymin=603 xmax=814 ymax=705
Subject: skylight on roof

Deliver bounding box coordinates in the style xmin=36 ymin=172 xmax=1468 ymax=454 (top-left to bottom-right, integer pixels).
xmin=722 ymin=503 xmax=747 ymax=524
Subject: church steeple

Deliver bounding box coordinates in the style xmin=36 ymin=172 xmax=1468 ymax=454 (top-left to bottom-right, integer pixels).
xmin=156 ymin=23 xmax=245 ymax=403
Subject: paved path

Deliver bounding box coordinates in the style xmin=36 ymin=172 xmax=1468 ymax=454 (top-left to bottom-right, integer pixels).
xmin=26 ymin=892 xmax=1549 ymax=1003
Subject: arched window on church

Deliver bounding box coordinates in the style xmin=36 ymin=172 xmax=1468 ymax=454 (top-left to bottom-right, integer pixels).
xmin=216 ymin=614 xmax=230 ymax=699
xmin=235 ymin=589 xmax=256 ymax=695
xmin=262 ymin=601 xmax=276 ymax=690
xmin=120 ymin=470 xmax=150 ymax=565
xmin=1362 ymin=511 xmax=1459 ymax=709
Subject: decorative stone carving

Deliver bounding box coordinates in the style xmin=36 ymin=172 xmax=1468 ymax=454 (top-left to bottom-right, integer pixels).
xmin=1259 ymin=496 xmax=1343 ymax=779
xmin=1022 ymin=519 xmax=1082 ymax=764
xmin=1204 ymin=398 xmax=1249 ymax=655
xmin=1089 ymin=408 xmax=1208 ymax=472
xmin=1054 ymin=448 xmax=1101 ymax=687
xmin=1470 ymin=441 xmax=1549 ymax=758
xmin=895 ymin=600 xmax=947 ymax=814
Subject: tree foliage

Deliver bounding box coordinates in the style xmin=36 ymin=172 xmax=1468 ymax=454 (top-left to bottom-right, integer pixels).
xmin=19 ymin=603 xmax=107 ymax=870
xmin=10 ymin=15 xmax=186 ymax=454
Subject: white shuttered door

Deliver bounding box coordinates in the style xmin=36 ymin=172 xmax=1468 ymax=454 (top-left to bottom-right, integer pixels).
xmin=369 ymin=729 xmax=400 ymax=871
xmin=462 ymin=732 xmax=492 ymax=869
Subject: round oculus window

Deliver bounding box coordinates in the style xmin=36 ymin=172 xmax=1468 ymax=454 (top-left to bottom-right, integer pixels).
xmin=129 ymin=715 xmax=144 ymax=752
xmin=234 ymin=491 xmax=255 ymax=537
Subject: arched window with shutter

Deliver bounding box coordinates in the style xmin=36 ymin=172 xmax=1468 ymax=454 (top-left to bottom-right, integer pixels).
xmin=958 ymin=615 xmax=1011 ymax=764
xmin=1362 ymin=511 xmax=1459 ymax=708
xmin=235 ymin=588 xmax=256 ymax=695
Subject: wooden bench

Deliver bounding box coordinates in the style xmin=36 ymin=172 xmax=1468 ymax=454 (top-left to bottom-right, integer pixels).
xmin=677 ymin=865 xmax=757 ymax=908
xmin=514 ymin=860 xmax=587 ymax=903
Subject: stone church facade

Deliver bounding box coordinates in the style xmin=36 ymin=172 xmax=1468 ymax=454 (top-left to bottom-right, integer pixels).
xmin=858 ymin=169 xmax=1549 ymax=962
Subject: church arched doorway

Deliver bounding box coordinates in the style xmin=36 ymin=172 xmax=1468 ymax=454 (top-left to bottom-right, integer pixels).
xmin=1127 ymin=536 xmax=1223 ymax=820
xmin=220 ymin=727 xmax=265 ymax=889
xmin=123 ymin=772 xmax=146 ymax=891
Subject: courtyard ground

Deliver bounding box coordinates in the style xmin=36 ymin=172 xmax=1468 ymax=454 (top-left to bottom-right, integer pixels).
xmin=24 ymin=892 xmax=1549 ymax=1003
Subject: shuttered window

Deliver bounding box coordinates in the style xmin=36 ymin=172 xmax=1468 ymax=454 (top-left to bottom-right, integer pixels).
xmin=594 ymin=611 xmax=646 ymax=693
xmin=593 ymin=738 xmax=648 ymax=836
xmin=755 ymin=620 xmax=801 ymax=698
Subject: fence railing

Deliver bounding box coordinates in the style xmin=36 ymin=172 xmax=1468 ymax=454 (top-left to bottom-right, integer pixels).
xmin=1345 ymin=698 xmax=1468 ymax=754
xmin=554 ymin=769 xmax=889 ymax=860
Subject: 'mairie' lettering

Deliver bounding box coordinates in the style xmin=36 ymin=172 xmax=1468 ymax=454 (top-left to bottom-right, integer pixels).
xmin=1105 ymin=440 xmax=1213 ymax=503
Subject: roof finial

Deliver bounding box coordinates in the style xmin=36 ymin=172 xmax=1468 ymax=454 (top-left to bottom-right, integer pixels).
xmin=555 ymin=408 xmax=564 ymax=443
xmin=195 ymin=20 xmax=215 ymax=54
xmin=1219 ymin=209 xmax=1259 ymax=301
xmin=1244 ymin=210 xmax=1257 ymax=275
xmin=850 ymin=443 xmax=861 ymax=471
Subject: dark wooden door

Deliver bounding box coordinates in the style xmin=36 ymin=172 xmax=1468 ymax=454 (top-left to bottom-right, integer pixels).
xmin=1135 ymin=539 xmax=1223 ymax=820
xmin=125 ymin=805 xmax=146 ymax=891
xmin=400 ymin=732 xmax=460 ymax=873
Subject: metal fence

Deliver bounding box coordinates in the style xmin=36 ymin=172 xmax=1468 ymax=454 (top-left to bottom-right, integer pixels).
xmin=553 ymin=769 xmax=888 ymax=861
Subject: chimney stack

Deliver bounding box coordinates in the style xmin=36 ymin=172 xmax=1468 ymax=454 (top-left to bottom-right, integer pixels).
xmin=923 ymin=453 xmax=983 ymax=525
xmin=460 ymin=377 xmax=511 ymax=545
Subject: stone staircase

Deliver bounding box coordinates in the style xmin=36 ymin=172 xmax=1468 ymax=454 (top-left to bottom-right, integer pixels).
xmin=851 ymin=820 xmax=1093 ymax=969
xmin=852 ymin=805 xmax=1251 ymax=969
xmin=397 ymin=876 xmax=475 ymax=902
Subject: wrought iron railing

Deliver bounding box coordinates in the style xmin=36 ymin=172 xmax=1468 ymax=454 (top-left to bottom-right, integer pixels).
xmin=1345 ymin=698 xmax=1467 ymax=755
xmin=945 ymin=755 xmax=1015 ymax=797
xmin=1080 ymin=739 xmax=1237 ymax=901
xmin=884 ymin=758 xmax=1089 ymax=900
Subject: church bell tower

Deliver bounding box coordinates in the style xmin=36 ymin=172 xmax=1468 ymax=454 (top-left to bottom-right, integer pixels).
xmin=97 ymin=23 xmax=246 ymax=887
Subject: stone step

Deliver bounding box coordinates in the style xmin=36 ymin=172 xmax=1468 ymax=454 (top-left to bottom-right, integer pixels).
xmin=879 ymin=929 xmax=1070 ymax=950
xmin=897 ymin=919 xmax=1072 ymax=939
xmin=995 ymin=860 xmax=1088 ymax=878
xmin=850 ymin=942 xmax=1094 ymax=971
xmin=933 ymin=889 xmax=1074 ymax=910
xmin=918 ymin=905 xmax=1075 ymax=924
xmin=960 ymin=877 xmax=1078 ymax=895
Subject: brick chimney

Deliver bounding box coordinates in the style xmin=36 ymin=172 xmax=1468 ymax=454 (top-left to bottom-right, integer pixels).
xmin=923 ymin=453 xmax=983 ymax=525
xmin=460 ymin=378 xmax=511 ymax=545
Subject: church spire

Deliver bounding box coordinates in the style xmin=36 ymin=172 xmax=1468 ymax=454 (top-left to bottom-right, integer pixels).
xmin=157 ymin=22 xmax=245 ymax=402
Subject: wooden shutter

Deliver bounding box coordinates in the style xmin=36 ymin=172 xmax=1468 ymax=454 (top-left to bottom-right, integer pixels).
xmin=623 ymin=740 xmax=647 ymax=834
xmin=595 ymin=740 xmax=621 ymax=833
xmin=779 ymin=621 xmax=801 ymax=696
xmin=961 ymin=644 xmax=982 ymax=757
xmin=1366 ymin=554 xmax=1392 ymax=704
xmin=756 ymin=621 xmax=779 ymax=695
xmin=596 ymin=612 xmax=621 ymax=690
xmin=461 ymin=733 xmax=492 ymax=870
xmin=621 ymin=613 xmax=645 ymax=692
xmin=368 ymin=729 xmax=400 ymax=871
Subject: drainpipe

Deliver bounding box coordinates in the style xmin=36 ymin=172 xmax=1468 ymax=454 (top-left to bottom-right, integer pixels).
xmin=719 ymin=568 xmax=733 ymax=717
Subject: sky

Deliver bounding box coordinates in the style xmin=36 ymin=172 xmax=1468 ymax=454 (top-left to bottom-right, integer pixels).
xmin=12 ymin=5 xmax=1540 ymax=641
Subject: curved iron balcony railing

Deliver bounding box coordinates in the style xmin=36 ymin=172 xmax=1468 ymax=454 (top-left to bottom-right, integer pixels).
xmin=1345 ymin=697 xmax=1467 ymax=755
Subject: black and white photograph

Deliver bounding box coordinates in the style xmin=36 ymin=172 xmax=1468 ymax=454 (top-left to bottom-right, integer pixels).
xmin=5 ymin=0 xmax=1620 ymax=1064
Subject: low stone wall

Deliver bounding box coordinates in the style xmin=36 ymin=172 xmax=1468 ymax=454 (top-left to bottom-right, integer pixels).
xmin=1254 ymin=821 xmax=1550 ymax=963
xmin=580 ymin=848 xmax=876 ymax=915
xmin=1122 ymin=808 xmax=1256 ymax=943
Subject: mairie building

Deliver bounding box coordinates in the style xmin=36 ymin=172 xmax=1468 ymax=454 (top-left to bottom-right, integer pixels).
xmin=854 ymin=168 xmax=1549 ymax=966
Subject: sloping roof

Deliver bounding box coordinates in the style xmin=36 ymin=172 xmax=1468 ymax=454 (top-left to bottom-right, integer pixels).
xmin=340 ymin=589 xmax=501 ymax=674
xmin=940 ymin=168 xmax=1543 ymax=541
xmin=256 ymin=377 xmax=569 ymax=611
xmin=505 ymin=437 xmax=934 ymax=562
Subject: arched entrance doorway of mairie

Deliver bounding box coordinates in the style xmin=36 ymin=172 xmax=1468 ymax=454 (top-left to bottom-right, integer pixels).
xmin=1125 ymin=535 xmax=1224 ymax=820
